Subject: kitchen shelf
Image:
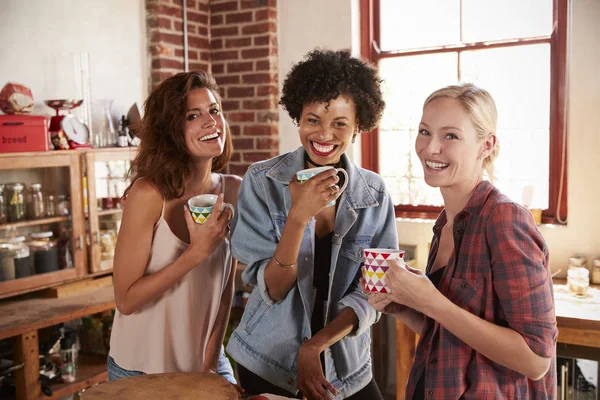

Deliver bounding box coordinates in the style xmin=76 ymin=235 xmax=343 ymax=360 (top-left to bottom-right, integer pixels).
xmin=0 ymin=216 xmax=69 ymax=230
xmin=47 ymin=354 xmax=108 ymax=399
xmin=97 ymin=209 xmax=122 ymax=217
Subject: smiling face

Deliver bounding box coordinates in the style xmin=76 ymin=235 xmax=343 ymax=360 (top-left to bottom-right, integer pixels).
xmin=416 ymin=97 xmax=494 ymax=193
xmin=184 ymin=88 xmax=226 ymax=160
xmin=298 ymin=95 xmax=357 ymax=165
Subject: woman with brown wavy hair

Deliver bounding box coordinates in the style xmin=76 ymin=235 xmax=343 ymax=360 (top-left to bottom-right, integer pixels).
xmin=107 ymin=71 xmax=242 ymax=387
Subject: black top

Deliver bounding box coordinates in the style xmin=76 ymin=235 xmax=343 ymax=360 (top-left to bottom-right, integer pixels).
xmin=311 ymin=231 xmax=334 ymax=334
xmin=413 ymin=266 xmax=446 ymax=400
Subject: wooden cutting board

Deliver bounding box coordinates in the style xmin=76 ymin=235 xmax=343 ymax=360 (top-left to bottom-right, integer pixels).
xmin=81 ymin=372 xmax=238 ymax=399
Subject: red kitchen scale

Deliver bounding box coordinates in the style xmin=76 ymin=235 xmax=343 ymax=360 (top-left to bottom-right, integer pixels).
xmin=45 ymin=99 xmax=92 ymax=150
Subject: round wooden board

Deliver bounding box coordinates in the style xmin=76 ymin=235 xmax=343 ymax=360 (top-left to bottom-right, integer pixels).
xmin=82 ymin=372 xmax=238 ymax=400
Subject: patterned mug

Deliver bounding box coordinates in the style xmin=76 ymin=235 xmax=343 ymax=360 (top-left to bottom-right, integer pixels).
xmin=296 ymin=166 xmax=349 ymax=207
xmin=187 ymin=194 xmax=235 ymax=225
xmin=362 ymin=248 xmax=406 ymax=293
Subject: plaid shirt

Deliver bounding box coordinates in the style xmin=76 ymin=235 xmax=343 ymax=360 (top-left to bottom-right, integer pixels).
xmin=406 ymin=181 xmax=557 ymax=399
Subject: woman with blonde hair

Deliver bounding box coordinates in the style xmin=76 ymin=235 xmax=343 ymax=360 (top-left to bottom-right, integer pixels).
xmin=364 ymin=83 xmax=557 ymax=399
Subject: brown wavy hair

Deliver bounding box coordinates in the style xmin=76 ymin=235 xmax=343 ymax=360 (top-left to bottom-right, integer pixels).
xmin=125 ymin=71 xmax=233 ymax=200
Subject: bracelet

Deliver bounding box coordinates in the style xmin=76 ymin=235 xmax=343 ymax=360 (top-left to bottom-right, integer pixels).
xmin=273 ymin=255 xmax=295 ymax=269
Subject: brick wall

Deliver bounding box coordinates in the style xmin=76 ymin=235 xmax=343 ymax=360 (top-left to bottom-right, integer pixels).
xmin=146 ymin=0 xmax=279 ymax=176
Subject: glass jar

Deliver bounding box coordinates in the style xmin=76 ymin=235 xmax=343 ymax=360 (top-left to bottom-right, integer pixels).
xmin=567 ymin=267 xmax=589 ymax=296
xmin=0 ymin=184 xmax=7 ymax=224
xmin=26 ymin=183 xmax=45 ymax=220
xmin=0 ymin=237 xmax=30 ymax=281
xmin=99 ymin=229 xmax=117 ymax=261
xmin=568 ymin=256 xmax=587 ymax=271
xmin=27 ymin=231 xmax=59 ymax=274
xmin=6 ymin=183 xmax=25 ymax=222
xmin=56 ymin=195 xmax=70 ymax=216
xmin=45 ymin=194 xmax=56 ymax=218
xmin=592 ymin=258 xmax=600 ymax=285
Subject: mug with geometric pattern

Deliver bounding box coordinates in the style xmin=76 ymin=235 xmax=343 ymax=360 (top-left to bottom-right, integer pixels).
xmin=187 ymin=194 xmax=235 ymax=225
xmin=362 ymin=248 xmax=405 ymax=293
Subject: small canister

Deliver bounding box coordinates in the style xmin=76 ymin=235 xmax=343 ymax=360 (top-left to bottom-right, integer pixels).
xmin=592 ymin=258 xmax=600 ymax=285
xmin=27 ymin=231 xmax=59 ymax=274
xmin=6 ymin=183 xmax=25 ymax=222
xmin=26 ymin=183 xmax=45 ymax=219
xmin=7 ymin=236 xmax=32 ymax=278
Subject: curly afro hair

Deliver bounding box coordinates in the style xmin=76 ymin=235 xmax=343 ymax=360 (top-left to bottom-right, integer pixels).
xmin=279 ymin=48 xmax=385 ymax=132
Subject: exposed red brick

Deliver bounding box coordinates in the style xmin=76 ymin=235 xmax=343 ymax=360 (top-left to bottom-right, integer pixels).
xmin=187 ymin=11 xmax=208 ymax=24
xmin=255 ymin=60 xmax=270 ymax=71
xmin=197 ymin=26 xmax=209 ymax=36
xmin=212 ymin=26 xmax=239 ymax=37
xmin=152 ymin=70 xmax=176 ymax=84
xmin=215 ymin=75 xmax=240 ymax=85
xmin=211 ymin=14 xmax=224 ymax=25
xmin=173 ymin=20 xmax=183 ymax=31
xmin=257 ymin=85 xmax=278 ymax=96
xmin=222 ymin=100 xmax=240 ymax=111
xmin=228 ymin=124 xmax=242 ymax=136
xmin=228 ymin=112 xmax=255 ymax=122
xmin=153 ymin=44 xmax=175 ymax=57
xmin=212 ymin=63 xmax=225 ymax=74
xmin=228 ymin=164 xmax=249 ymax=176
xmin=242 ymin=73 xmax=274 ymax=84
xmin=241 ymin=22 xmax=276 ymax=35
xmin=186 ymin=24 xmax=197 ymax=34
xmin=233 ymin=138 xmax=255 ymax=150
xmin=211 ymin=39 xmax=223 ymax=49
xmin=174 ymin=49 xmax=199 ymax=60
xmin=200 ymin=52 xmax=210 ymax=61
xmin=253 ymin=35 xmax=269 ymax=46
xmin=241 ymin=48 xmax=269 ymax=59
xmin=256 ymin=111 xmax=278 ymax=123
xmin=256 ymin=137 xmax=279 ymax=149
xmin=225 ymin=37 xmax=252 ymax=48
xmin=156 ymin=4 xmax=182 ymax=18
xmin=212 ymin=50 xmax=239 ymax=61
xmin=189 ymin=62 xmax=209 ymax=71
xmin=151 ymin=31 xmax=184 ymax=47
xmin=241 ymin=0 xmax=276 ymax=9
xmin=255 ymin=8 xmax=277 ymax=21
xmin=151 ymin=16 xmax=172 ymax=29
xmin=196 ymin=0 xmax=209 ymax=13
xmin=226 ymin=11 xmax=253 ymax=24
xmin=228 ymin=87 xmax=255 ymax=97
xmin=243 ymin=125 xmax=278 ymax=136
xmin=229 ymin=152 xmax=241 ymax=162
xmin=228 ymin=61 xmax=253 ymax=73
xmin=210 ymin=1 xmax=238 ymax=13
xmin=243 ymin=151 xmax=278 ymax=162
xmin=242 ymin=99 xmax=272 ymax=110
xmin=188 ymin=36 xmax=210 ymax=49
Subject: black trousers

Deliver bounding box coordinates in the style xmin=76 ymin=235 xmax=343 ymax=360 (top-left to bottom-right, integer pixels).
xmin=237 ymin=363 xmax=384 ymax=400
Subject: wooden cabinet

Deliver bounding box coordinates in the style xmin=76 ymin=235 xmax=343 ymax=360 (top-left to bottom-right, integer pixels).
xmin=0 ymin=148 xmax=136 ymax=299
xmin=84 ymin=148 xmax=136 ymax=274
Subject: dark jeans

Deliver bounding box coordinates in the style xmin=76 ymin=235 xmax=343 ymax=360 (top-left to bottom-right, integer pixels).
xmin=237 ymin=363 xmax=383 ymax=400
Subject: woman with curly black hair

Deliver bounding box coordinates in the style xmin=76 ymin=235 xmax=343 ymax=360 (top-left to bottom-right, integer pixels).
xmin=226 ymin=49 xmax=398 ymax=399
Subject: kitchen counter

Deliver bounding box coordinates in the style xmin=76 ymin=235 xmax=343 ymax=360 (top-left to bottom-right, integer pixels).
xmin=553 ymin=278 xmax=600 ymax=348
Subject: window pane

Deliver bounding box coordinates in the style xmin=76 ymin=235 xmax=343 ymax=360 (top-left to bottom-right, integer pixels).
xmin=378 ymin=53 xmax=457 ymax=206
xmin=380 ymin=0 xmax=460 ymax=51
xmin=462 ymin=0 xmax=553 ymax=42
xmin=461 ymin=44 xmax=551 ymax=208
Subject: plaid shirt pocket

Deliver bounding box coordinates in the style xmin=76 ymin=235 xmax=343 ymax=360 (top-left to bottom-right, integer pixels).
xmin=447 ymin=278 xmax=486 ymax=317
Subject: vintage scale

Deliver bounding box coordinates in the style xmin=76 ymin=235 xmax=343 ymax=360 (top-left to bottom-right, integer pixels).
xmin=44 ymin=99 xmax=92 ymax=150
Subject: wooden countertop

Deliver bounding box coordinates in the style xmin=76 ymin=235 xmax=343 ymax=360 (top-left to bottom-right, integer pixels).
xmin=553 ymin=278 xmax=600 ymax=347
xmin=0 ymin=286 xmax=115 ymax=340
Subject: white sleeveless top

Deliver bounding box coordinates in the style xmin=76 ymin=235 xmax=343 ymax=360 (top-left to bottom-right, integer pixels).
xmin=109 ymin=175 xmax=232 ymax=373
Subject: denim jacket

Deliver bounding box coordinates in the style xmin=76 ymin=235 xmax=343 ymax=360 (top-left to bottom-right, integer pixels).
xmin=226 ymin=147 xmax=398 ymax=399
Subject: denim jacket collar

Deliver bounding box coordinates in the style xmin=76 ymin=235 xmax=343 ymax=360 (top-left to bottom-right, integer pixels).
xmin=265 ymin=146 xmax=379 ymax=210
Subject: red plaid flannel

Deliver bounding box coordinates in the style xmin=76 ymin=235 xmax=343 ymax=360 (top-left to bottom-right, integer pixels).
xmin=405 ymin=181 xmax=557 ymax=399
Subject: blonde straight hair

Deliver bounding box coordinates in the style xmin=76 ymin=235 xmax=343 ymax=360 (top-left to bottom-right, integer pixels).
xmin=423 ymin=83 xmax=499 ymax=181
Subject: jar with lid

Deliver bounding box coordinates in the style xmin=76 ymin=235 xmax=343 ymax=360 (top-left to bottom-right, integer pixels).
xmin=592 ymin=258 xmax=600 ymax=285
xmin=568 ymin=256 xmax=587 ymax=271
xmin=567 ymin=267 xmax=589 ymax=296
xmin=0 ymin=184 xmax=7 ymax=224
xmin=27 ymin=231 xmax=59 ymax=274
xmin=45 ymin=195 xmax=56 ymax=218
xmin=6 ymin=183 xmax=25 ymax=222
xmin=26 ymin=183 xmax=45 ymax=220
xmin=56 ymin=194 xmax=70 ymax=216
xmin=0 ymin=237 xmax=30 ymax=281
